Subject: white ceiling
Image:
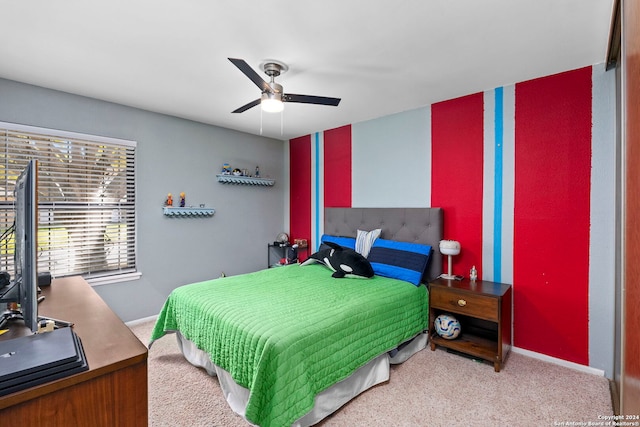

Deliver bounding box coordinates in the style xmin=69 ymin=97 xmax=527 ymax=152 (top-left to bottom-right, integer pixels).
xmin=0 ymin=0 xmax=614 ymax=141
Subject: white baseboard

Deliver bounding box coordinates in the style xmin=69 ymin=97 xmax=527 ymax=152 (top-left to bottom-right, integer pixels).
xmin=512 ymin=346 xmax=605 ymax=377
xmin=125 ymin=314 xmax=158 ymax=327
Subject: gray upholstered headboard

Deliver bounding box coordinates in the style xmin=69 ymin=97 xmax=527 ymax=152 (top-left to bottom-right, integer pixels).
xmin=324 ymin=208 xmax=443 ymax=282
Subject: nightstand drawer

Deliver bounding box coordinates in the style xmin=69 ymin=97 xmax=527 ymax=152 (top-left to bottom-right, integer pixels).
xmin=430 ymin=287 xmax=499 ymax=321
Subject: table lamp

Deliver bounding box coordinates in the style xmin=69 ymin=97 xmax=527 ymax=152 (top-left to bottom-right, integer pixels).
xmin=438 ymin=240 xmax=461 ymax=280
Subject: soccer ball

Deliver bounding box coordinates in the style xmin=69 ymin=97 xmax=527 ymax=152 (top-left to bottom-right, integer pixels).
xmin=434 ymin=313 xmax=461 ymax=340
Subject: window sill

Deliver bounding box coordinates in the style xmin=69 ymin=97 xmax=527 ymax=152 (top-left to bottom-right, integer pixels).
xmin=86 ymin=271 xmax=142 ymax=286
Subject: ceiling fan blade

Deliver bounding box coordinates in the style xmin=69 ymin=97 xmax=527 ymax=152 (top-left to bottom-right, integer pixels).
xmin=232 ymin=99 xmax=261 ymax=113
xmin=228 ymin=58 xmax=272 ymax=93
xmin=284 ymin=94 xmax=341 ymax=106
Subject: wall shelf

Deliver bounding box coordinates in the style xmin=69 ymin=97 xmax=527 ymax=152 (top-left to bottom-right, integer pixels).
xmin=216 ymin=174 xmax=275 ymax=186
xmin=163 ymin=207 xmax=215 ymax=217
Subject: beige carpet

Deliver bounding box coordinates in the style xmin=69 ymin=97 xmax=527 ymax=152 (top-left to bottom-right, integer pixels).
xmin=131 ymin=319 xmax=613 ymax=427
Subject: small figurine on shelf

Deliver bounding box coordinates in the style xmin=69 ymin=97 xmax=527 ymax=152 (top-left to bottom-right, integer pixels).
xmin=221 ymin=163 xmax=231 ymax=175
xmin=255 ymin=165 xmax=260 ymax=177
xmin=179 ymin=192 xmax=186 ymax=207
xmin=165 ymin=193 xmax=173 ymax=206
xmin=470 ymin=265 xmax=478 ymax=281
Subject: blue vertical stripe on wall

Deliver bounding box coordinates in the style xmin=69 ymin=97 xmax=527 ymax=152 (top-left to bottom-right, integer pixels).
xmin=483 ymin=90 xmax=496 ymax=281
xmin=483 ymin=86 xmax=514 ymax=284
xmin=493 ymin=87 xmax=504 ymax=282
xmin=313 ymin=132 xmax=322 ymax=251
xmin=314 ymin=132 xmax=319 ymax=250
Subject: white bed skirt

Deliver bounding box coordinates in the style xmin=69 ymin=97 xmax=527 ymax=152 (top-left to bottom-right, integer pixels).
xmin=176 ymin=332 xmax=428 ymax=427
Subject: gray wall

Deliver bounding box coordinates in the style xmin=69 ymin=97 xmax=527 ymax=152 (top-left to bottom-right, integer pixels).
xmin=352 ymin=107 xmax=431 ymax=207
xmin=0 ymin=78 xmax=285 ymax=322
xmin=589 ymin=64 xmax=617 ymax=378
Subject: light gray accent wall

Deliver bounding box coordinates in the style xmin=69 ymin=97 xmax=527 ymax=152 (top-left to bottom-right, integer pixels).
xmin=351 ymin=107 xmax=431 ymax=207
xmin=0 ymin=78 xmax=285 ymax=322
xmin=590 ymin=64 xmax=617 ymax=378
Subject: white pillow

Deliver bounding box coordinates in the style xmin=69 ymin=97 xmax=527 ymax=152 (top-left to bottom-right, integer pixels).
xmin=356 ymin=228 xmax=381 ymax=258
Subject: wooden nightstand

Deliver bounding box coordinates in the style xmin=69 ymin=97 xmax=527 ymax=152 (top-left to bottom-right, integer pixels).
xmin=428 ymin=278 xmax=512 ymax=372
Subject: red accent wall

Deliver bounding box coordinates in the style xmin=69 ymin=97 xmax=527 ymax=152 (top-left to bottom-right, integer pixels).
xmin=513 ymin=67 xmax=592 ymax=364
xmin=289 ymin=135 xmax=312 ymax=261
xmin=431 ymin=93 xmax=485 ymax=277
xmin=324 ymin=125 xmax=352 ymax=207
xmin=290 ymin=67 xmax=595 ymax=367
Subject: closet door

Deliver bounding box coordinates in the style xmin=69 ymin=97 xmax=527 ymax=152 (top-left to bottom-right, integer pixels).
xmin=623 ymin=0 xmax=640 ymax=415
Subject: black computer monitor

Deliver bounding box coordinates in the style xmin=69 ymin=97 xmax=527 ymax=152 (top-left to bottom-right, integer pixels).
xmin=13 ymin=159 xmax=39 ymax=333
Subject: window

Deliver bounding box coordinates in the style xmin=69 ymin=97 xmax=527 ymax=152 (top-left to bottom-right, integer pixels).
xmin=0 ymin=122 xmax=137 ymax=284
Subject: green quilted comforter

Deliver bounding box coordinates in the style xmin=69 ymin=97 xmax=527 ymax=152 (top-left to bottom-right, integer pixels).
xmin=150 ymin=263 xmax=429 ymax=427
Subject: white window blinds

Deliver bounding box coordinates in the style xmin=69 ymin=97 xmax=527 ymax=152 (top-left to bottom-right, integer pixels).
xmin=0 ymin=122 xmax=136 ymax=281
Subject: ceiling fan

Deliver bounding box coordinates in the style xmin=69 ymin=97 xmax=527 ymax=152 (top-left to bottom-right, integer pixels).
xmin=228 ymin=58 xmax=341 ymax=114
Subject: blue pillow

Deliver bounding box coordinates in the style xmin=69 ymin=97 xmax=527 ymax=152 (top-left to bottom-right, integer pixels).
xmin=320 ymin=234 xmax=356 ymax=250
xmin=367 ymin=239 xmax=432 ymax=286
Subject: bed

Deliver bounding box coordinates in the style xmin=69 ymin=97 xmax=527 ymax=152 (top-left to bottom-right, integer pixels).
xmin=150 ymin=207 xmax=443 ymax=427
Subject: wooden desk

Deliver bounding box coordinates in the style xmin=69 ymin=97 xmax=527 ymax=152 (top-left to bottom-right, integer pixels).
xmin=0 ymin=276 xmax=148 ymax=426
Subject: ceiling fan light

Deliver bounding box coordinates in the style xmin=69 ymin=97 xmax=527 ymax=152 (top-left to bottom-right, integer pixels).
xmin=261 ymin=93 xmax=284 ymax=113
